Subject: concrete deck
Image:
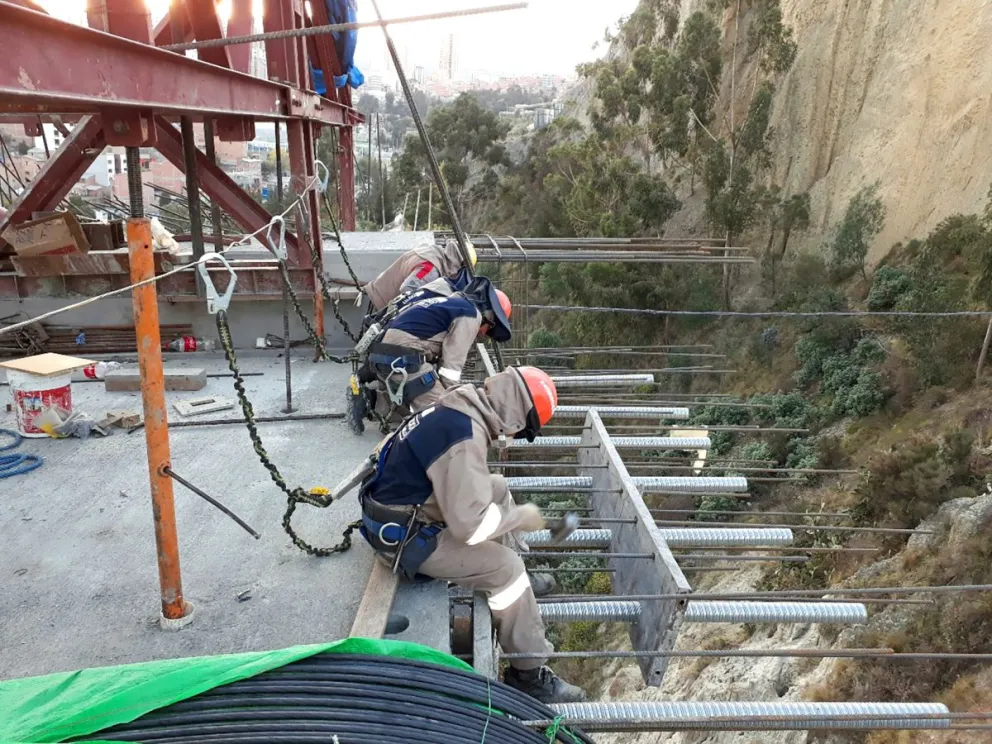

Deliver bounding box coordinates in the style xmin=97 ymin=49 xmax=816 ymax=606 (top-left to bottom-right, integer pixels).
xmin=0 ymin=352 xmax=447 ymax=680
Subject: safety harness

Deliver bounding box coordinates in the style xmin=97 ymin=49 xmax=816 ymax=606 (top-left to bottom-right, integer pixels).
xmin=358 ymin=413 xmax=446 ymax=579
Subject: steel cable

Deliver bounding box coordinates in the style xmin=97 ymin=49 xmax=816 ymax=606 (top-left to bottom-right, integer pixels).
xmin=78 ymin=654 xmax=592 ymax=744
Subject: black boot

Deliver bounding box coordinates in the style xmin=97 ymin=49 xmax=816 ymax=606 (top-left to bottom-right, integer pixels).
xmin=504 ymin=666 xmax=587 ymax=704
xmin=528 ymin=572 xmax=557 ymax=598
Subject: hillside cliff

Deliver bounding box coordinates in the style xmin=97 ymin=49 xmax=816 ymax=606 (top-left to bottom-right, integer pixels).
xmin=760 ymin=0 xmax=992 ymax=259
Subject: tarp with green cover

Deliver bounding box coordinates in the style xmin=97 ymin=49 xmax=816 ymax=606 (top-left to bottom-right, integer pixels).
xmin=0 ymin=638 xmax=473 ymax=744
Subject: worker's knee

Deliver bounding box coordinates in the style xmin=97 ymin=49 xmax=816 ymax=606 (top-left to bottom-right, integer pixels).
xmin=487 ymin=554 xmax=529 ymax=612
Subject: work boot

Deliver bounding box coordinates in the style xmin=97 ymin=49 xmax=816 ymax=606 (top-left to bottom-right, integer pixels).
xmin=529 ymin=572 xmax=557 ymax=598
xmin=504 ymin=666 xmax=587 ymax=704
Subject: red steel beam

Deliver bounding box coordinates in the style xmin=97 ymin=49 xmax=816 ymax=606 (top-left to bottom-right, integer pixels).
xmin=0 ymin=3 xmax=353 ymax=125
xmin=226 ymin=0 xmax=254 ymax=74
xmin=184 ymin=0 xmax=232 ymax=68
xmin=153 ymin=116 xmax=299 ymax=255
xmin=0 ymin=115 xmax=106 ymax=240
xmin=152 ymin=3 xmax=192 ymax=46
xmin=87 ymin=0 xmax=152 ymax=41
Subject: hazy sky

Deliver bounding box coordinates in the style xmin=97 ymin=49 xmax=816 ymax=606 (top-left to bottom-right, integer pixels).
xmin=40 ymin=0 xmax=640 ymax=77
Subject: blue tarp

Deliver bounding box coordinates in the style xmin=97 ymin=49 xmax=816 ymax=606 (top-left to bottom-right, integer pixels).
xmin=313 ymin=0 xmax=364 ymax=93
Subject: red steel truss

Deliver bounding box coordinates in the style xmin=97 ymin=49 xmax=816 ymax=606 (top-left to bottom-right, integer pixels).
xmin=0 ymin=0 xmax=359 ymax=310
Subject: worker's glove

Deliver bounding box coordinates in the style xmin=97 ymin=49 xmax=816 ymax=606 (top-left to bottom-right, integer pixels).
xmin=512 ymin=503 xmax=546 ymax=532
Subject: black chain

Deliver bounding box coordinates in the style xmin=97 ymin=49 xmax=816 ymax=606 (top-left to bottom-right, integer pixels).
xmin=215 ymin=310 xmax=360 ymax=556
xmin=278 ymin=259 xmax=352 ymax=364
xmin=319 ymin=198 xmax=363 ymax=342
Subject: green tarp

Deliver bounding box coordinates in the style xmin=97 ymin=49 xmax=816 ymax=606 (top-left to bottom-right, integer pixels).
xmin=0 ymin=638 xmax=473 ymax=744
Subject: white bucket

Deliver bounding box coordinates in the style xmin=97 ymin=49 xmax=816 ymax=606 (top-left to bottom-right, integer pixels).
xmin=7 ymin=369 xmax=73 ymax=438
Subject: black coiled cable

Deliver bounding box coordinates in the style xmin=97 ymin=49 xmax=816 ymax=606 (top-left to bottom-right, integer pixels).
xmin=76 ymin=653 xmax=594 ymax=744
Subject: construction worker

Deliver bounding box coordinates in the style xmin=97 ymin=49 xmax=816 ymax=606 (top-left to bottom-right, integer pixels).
xmin=358 ymin=366 xmax=587 ymax=704
xmin=362 ymin=237 xmax=476 ymax=312
xmin=356 ymin=276 xmax=512 ymax=421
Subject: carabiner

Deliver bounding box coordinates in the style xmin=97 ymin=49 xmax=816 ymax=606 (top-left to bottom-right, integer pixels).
xmin=196 ymin=253 xmax=238 ymax=315
xmin=265 ymin=215 xmax=288 ymax=261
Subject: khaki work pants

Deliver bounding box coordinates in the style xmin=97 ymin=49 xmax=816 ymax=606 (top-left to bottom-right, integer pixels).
xmin=418 ymin=473 xmax=554 ymax=670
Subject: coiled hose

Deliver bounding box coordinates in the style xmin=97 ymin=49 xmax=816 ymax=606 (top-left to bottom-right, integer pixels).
xmin=77 ymin=654 xmax=594 ymax=744
xmin=0 ymin=428 xmax=42 ymax=478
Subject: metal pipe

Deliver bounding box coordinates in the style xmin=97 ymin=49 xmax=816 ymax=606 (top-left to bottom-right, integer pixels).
xmin=128 ymin=218 xmax=187 ymax=623
xmin=275 ymin=123 xmax=283 ymax=204
xmin=202 ymin=119 xmax=224 ymax=250
xmin=280 ymin=276 xmax=294 ymax=414
xmin=163 ymin=467 xmax=260 ymax=539
xmin=542 ymin=702 xmax=950 ymax=732
xmin=674 ymin=555 xmax=810 ymax=563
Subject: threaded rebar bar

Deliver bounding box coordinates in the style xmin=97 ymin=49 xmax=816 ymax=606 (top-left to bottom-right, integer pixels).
xmin=684 ymin=601 xmax=868 ymax=624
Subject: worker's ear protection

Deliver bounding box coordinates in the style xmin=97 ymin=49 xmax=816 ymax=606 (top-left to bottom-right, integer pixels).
xmin=511 ymin=367 xmax=542 ymax=443
xmin=514 ymin=406 xmax=542 ymax=443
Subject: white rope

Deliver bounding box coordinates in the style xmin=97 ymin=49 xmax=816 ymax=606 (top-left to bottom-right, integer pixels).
xmin=0 ymin=165 xmax=333 ymax=340
xmin=0 ymin=254 xmax=216 ymax=338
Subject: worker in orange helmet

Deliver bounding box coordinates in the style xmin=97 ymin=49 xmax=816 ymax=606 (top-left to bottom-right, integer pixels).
xmin=358 ymin=367 xmax=587 ymax=704
xmin=353 ymin=277 xmax=513 ymax=424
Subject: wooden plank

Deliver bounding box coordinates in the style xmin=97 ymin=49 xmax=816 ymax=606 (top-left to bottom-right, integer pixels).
xmin=11 ymin=250 xmax=167 ymax=277
xmin=349 ymin=559 xmax=400 ymax=639
xmin=579 ymin=410 xmax=691 ymax=686
xmin=472 ymin=592 xmax=497 ymax=679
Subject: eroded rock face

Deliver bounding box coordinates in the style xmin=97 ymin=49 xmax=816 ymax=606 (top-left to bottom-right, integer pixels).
xmin=767 ymin=0 xmax=992 ymax=259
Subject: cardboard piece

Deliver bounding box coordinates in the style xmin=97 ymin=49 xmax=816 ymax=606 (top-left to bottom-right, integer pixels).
xmin=0 ymin=352 xmax=95 ymax=377
xmin=1 ymin=212 xmax=91 ymax=258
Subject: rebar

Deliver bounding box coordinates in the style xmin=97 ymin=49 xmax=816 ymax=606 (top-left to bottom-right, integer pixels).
xmin=543 ymin=702 xmax=950 ymax=732
xmin=653 ymin=519 xmax=930 ymax=536
xmin=510 ymin=436 xmax=711 ymax=449
xmin=539 ymin=600 xmax=642 ymax=623
xmin=553 ymin=405 xmax=690 ymax=420
xmin=659 ymin=527 xmax=793 ymax=547
xmin=523 ymin=529 xmax=612 ymax=548
xmin=551 ymin=374 xmax=655 ymax=387
xmin=684 ymin=601 xmax=867 ymax=623
xmin=504 ymin=476 xmax=749 ymax=493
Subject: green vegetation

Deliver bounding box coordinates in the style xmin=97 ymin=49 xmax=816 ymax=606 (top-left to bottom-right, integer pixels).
xmin=828 ymin=182 xmax=886 ymax=279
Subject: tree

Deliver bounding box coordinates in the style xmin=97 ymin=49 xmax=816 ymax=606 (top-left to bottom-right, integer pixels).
xmin=829 ymin=182 xmax=885 ymax=279
xmin=356 ymin=93 xmax=381 ymax=115
xmin=16 ymin=141 xmax=30 ymax=156
xmin=391 ymin=93 xmax=510 ymax=229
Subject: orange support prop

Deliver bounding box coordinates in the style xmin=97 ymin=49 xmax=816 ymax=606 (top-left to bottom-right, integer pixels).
xmin=128 ymin=218 xmax=188 ymax=623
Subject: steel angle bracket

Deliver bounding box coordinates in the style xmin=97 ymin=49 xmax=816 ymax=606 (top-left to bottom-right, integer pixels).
xmin=196 ymin=253 xmax=238 ymax=314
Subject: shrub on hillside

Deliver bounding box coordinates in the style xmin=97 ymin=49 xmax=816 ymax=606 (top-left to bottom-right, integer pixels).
xmin=852 ymin=432 xmax=977 ymax=527
xmin=866 ymin=266 xmax=912 ymax=310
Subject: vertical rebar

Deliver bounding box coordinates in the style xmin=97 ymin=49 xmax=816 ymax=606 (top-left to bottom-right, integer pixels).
xmin=126 ymin=147 xmax=144 ymax=217
xmin=376 ymin=113 xmax=385 ymax=228
xmin=275 ymin=124 xmax=283 ymax=205
xmin=413 ymin=186 xmax=421 ymax=230
xmin=128 ymin=218 xmax=187 ymax=624
xmin=180 ymin=117 xmax=205 ymax=264
xmin=366 ymin=117 xmax=373 ymax=223
xmin=281 ymin=275 xmax=295 ymax=414
xmin=427 ymin=181 xmax=433 ymax=230
xmin=203 ymin=119 xmax=223 ymax=251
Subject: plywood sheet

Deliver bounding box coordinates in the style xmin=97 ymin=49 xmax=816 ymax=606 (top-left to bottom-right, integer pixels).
xmin=0 ymin=352 xmax=95 ymax=376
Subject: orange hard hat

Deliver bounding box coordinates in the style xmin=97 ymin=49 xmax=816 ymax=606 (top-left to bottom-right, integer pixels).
xmin=495 ymin=288 xmax=512 ymax=319
xmin=516 ymin=366 xmax=557 ymax=428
